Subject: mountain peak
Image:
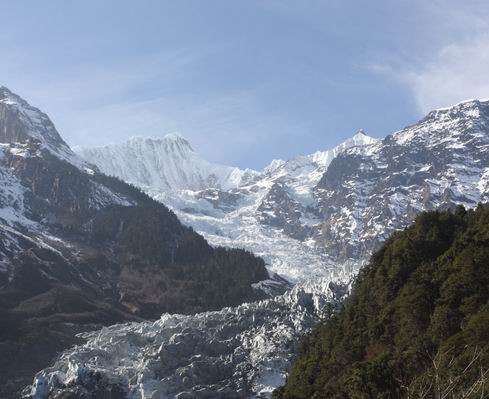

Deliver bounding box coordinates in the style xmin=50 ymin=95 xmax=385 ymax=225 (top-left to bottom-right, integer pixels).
xmin=162 ymin=132 xmax=194 ymax=151
xmin=163 ymin=132 xmax=186 ymax=141
xmin=348 ymin=129 xmax=377 ymax=146
xmin=124 ymin=133 xmax=194 ymax=154
xmin=0 ymin=86 xmax=24 ymax=105
xmin=432 ymin=98 xmax=489 ymax=113
xmin=0 ymin=85 xmax=12 ymax=95
xmin=0 ymin=86 xmax=39 ymax=111
xmin=0 ymin=85 xmax=13 ymax=94
xmin=75 ymin=134 xmax=250 ymax=192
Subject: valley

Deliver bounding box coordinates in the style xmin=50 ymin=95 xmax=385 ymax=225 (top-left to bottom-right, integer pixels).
xmin=1 ymin=87 xmax=489 ymax=398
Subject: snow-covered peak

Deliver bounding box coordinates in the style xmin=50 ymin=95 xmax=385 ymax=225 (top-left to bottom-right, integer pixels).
xmin=350 ymin=129 xmax=377 ymax=145
xmin=430 ymin=98 xmax=489 ymax=114
xmin=161 ymin=131 xmax=188 ymax=142
xmin=124 ymin=134 xmax=195 ymax=160
xmin=0 ymin=86 xmax=87 ymax=168
xmin=75 ymin=134 xmax=258 ymax=192
xmin=0 ymin=86 xmax=22 ymax=105
xmin=417 ymin=99 xmax=489 ymax=128
xmin=0 ymin=86 xmax=65 ymax=147
xmin=263 ymin=130 xmax=377 ymax=176
xmin=296 ymin=130 xmax=378 ymax=171
xmin=420 ymin=98 xmax=489 ymax=126
xmin=263 ymin=159 xmax=286 ymax=174
xmin=392 ymin=98 xmax=489 ymax=147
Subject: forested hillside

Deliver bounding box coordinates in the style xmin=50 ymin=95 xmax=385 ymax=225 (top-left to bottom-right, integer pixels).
xmin=275 ymin=205 xmax=489 ymax=398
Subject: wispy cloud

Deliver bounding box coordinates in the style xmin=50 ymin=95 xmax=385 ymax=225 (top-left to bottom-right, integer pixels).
xmin=63 ymin=84 xmax=304 ymax=168
xmin=366 ymin=1 xmax=489 ymax=114
xmin=406 ymin=36 xmax=489 ymax=113
xmin=367 ymin=35 xmax=489 ymax=113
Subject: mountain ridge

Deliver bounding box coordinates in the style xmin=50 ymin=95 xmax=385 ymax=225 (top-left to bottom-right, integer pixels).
xmin=71 ymin=98 xmax=489 ymax=282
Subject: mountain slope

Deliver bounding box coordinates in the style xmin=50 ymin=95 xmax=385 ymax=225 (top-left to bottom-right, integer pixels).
xmin=275 ymin=206 xmax=489 ymax=398
xmin=315 ymin=99 xmax=489 ymax=262
xmin=16 ymin=94 xmax=489 ymax=398
xmin=0 ymin=88 xmax=270 ymax=398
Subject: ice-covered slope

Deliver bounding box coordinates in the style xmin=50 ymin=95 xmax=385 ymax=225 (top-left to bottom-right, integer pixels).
xmin=165 ymin=134 xmax=378 ymax=282
xmin=75 ymin=134 xmax=258 ymax=192
xmin=77 ymin=130 xmax=378 ymax=282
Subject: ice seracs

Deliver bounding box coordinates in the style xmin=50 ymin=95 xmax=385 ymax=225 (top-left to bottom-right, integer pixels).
xmin=26 ymin=276 xmax=349 ymax=399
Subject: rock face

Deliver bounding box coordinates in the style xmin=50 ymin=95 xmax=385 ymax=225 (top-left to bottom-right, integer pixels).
xmin=315 ymin=99 xmax=489 ymax=261
xmin=0 ymin=88 xmax=271 ymax=398
xmin=0 ymin=86 xmax=86 ymax=168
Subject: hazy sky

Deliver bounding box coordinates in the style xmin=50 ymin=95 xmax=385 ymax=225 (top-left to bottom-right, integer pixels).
xmin=2 ymin=1 xmax=489 ymax=169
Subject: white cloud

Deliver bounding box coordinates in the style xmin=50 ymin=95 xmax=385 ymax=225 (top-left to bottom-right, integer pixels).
xmin=364 ymin=1 xmax=489 ymax=114
xmin=407 ymin=35 xmax=489 ymax=113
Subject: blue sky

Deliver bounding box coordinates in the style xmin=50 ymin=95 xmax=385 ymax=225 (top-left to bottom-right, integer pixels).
xmin=2 ymin=1 xmax=489 ymax=169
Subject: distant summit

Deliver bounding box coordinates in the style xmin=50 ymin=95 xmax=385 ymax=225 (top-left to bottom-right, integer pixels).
xmin=75 ymin=133 xmax=258 ymax=192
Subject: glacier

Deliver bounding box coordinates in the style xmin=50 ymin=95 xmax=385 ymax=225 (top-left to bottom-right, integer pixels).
xmin=76 ymin=129 xmax=378 ymax=283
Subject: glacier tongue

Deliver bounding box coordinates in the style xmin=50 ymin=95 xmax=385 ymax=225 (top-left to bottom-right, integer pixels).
xmin=26 ymin=277 xmax=349 ymax=399
xmin=75 ymin=131 xmax=378 ymax=283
